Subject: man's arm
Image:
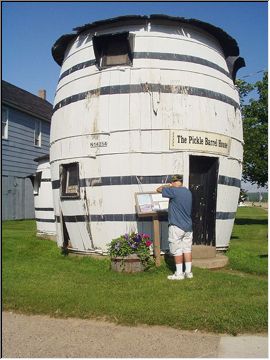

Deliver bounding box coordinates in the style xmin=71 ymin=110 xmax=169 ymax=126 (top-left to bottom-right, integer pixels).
xmin=156 ymin=184 xmax=171 ymax=193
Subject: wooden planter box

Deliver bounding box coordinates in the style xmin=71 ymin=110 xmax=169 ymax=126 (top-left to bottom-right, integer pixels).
xmin=111 ymin=254 xmax=144 ymax=273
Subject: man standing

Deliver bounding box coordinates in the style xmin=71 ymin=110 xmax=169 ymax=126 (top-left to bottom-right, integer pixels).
xmin=156 ymin=175 xmax=193 ymax=280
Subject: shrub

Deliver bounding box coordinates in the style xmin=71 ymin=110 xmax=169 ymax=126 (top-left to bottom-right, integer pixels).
xmin=107 ymin=232 xmax=154 ymax=269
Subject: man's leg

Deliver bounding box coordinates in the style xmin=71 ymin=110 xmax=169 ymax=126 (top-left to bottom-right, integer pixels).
xmin=168 ymin=253 xmax=185 ymax=279
xmin=183 ymin=252 xmax=192 ymax=273
xmin=174 ymin=254 xmax=183 ymax=275
xmin=167 ymin=226 xmax=185 ymax=280
xmin=183 ymin=232 xmax=193 ymax=278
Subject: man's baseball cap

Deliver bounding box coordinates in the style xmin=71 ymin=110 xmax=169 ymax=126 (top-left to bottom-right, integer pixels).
xmin=171 ymin=174 xmax=183 ymax=182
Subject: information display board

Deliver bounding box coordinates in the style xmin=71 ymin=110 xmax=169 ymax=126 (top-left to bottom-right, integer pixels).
xmin=135 ymin=192 xmax=169 ymax=216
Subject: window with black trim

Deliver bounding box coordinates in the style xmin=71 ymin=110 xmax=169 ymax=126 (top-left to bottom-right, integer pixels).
xmin=60 ymin=163 xmax=80 ymax=199
xmin=2 ymin=106 xmax=8 ymax=139
xmin=34 ymin=120 xmax=41 ymax=147
xmin=34 ymin=172 xmax=42 ymax=195
xmin=93 ymin=32 xmax=134 ymax=69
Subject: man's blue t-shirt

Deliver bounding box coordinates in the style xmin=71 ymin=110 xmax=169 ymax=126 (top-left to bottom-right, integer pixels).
xmin=162 ymin=187 xmax=193 ymax=232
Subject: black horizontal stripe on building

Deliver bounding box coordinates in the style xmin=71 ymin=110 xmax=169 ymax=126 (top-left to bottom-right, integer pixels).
xmin=216 ymin=212 xmax=236 ymax=220
xmin=55 ymin=214 xmax=152 ymax=222
xmin=58 ymin=52 xmax=230 ymax=83
xmin=36 ymin=218 xmax=56 ymax=223
xmin=52 ymin=175 xmax=240 ymax=190
xmin=59 ymin=59 xmax=96 ymax=81
xmin=218 ymin=175 xmax=241 ymax=188
xmin=55 ymin=211 xmax=235 ymax=223
xmin=53 ymin=83 xmax=239 ymax=114
xmin=134 ymin=52 xmax=230 ymax=77
xmin=80 ymin=174 xmax=175 ymax=187
xmin=41 ymin=178 xmax=51 ymax=182
xmin=35 ymin=207 xmax=54 ymax=211
xmin=52 ymin=180 xmax=60 ymax=189
xmin=52 ymin=175 xmax=173 ymax=189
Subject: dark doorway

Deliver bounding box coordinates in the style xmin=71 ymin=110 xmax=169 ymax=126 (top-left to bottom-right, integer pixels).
xmin=189 ymin=156 xmax=219 ymax=246
xmin=61 ymin=212 xmax=70 ymax=249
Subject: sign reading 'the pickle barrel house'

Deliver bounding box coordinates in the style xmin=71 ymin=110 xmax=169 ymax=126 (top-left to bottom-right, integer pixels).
xmin=170 ymin=130 xmax=231 ymax=156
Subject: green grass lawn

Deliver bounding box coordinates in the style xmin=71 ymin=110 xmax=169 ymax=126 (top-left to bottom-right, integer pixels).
xmin=227 ymin=207 xmax=268 ymax=276
xmin=2 ymin=207 xmax=268 ymax=335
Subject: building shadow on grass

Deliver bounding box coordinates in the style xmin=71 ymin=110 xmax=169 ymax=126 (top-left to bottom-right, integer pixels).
xmin=164 ymin=253 xmax=176 ymax=272
xmin=258 ymin=254 xmax=268 ymax=258
xmin=234 ymin=218 xmax=268 ymax=226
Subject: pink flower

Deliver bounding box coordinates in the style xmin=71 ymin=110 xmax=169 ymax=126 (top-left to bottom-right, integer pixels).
xmin=145 ymin=240 xmax=152 ymax=247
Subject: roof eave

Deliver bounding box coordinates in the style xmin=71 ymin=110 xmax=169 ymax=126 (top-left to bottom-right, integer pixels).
xmin=51 ymin=14 xmax=244 ymax=66
xmin=3 ymin=100 xmax=52 ymax=123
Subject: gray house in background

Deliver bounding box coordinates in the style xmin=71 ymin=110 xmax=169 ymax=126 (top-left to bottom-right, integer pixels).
xmin=2 ymin=81 xmax=53 ymax=220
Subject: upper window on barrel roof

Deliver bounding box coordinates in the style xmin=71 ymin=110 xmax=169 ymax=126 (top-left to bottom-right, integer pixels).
xmin=93 ymin=32 xmax=134 ymax=69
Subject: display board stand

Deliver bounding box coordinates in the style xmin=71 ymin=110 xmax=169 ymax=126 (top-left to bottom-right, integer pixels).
xmin=136 ymin=211 xmax=162 ymax=266
xmin=135 ymin=192 xmax=169 ymax=267
xmin=152 ymin=214 xmax=161 ymax=266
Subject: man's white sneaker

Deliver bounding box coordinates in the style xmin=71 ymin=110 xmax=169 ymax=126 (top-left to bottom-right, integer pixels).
xmin=167 ymin=272 xmax=185 ymax=280
xmin=185 ymin=272 xmax=193 ymax=279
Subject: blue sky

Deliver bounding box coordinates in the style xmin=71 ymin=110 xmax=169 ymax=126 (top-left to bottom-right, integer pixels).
xmin=2 ymin=2 xmax=268 ymax=191
xmin=3 ymin=1 xmax=267 ymax=104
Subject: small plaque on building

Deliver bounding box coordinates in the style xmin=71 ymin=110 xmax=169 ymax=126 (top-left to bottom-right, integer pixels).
xmin=170 ymin=130 xmax=231 ymax=156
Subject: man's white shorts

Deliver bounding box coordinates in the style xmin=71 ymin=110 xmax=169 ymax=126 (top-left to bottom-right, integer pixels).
xmin=168 ymin=225 xmax=193 ymax=256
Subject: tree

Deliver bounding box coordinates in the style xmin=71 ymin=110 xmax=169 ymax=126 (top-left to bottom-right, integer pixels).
xmin=236 ymin=72 xmax=268 ymax=188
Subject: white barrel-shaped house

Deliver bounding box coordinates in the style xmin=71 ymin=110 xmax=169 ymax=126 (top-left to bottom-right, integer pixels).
xmin=50 ymin=15 xmax=245 ymax=253
xmin=32 ymin=155 xmax=56 ymax=239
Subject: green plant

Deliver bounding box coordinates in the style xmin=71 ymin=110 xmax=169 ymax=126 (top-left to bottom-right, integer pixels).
xmin=107 ymin=232 xmax=154 ymax=269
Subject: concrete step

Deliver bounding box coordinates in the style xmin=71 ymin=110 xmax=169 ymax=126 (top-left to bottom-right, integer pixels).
xmin=192 ymin=245 xmax=216 ymax=259
xmin=193 ymin=253 xmax=228 ymax=269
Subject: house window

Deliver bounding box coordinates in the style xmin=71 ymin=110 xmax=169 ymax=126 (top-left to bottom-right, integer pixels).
xmin=60 ymin=163 xmax=80 ymax=199
xmin=93 ymin=32 xmax=133 ymax=69
xmin=34 ymin=120 xmax=41 ymax=147
xmin=2 ymin=107 xmax=8 ymax=139
xmin=34 ymin=172 xmax=42 ymax=195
